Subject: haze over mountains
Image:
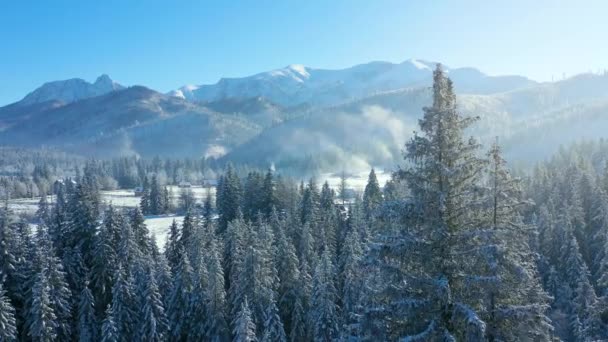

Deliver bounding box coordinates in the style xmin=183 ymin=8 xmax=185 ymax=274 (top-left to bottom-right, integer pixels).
xmin=1 ymin=59 xmax=608 ymax=173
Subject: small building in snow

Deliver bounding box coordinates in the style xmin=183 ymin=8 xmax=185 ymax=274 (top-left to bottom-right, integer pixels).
xmin=134 ymin=186 xmax=145 ymax=196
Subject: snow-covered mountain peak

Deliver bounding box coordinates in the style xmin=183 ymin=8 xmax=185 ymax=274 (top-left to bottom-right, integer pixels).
xmin=286 ymin=64 xmax=310 ymax=77
xmin=18 ymin=75 xmax=124 ymax=106
xmin=169 ymin=59 xmax=534 ymax=106
xmin=406 ymin=58 xmax=433 ymax=70
xmin=94 ymin=74 xmax=121 ymax=90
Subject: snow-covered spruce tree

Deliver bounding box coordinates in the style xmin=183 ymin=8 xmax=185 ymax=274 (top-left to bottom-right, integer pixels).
xmin=135 ymin=264 xmax=168 ymax=342
xmin=362 ymin=168 xmax=382 ymax=222
xmin=231 ymin=220 xmax=278 ymax=335
xmin=148 ymin=174 xmax=165 ymax=215
xmin=92 ymin=205 xmax=121 ymax=315
xmin=225 ymin=211 xmax=247 ymax=313
xmin=78 ymin=281 xmax=97 ymax=342
xmin=217 ymin=164 xmax=243 ymax=233
xmin=202 ymin=191 xmax=214 ymax=227
xmin=101 ymin=305 xmax=119 ymax=342
xmin=167 ymin=248 xmax=194 ymax=340
xmin=65 ymin=181 xmax=100 ymax=268
xmin=338 ymin=224 xmax=364 ymax=339
xmin=261 ymin=293 xmax=287 ymax=342
xmin=478 ymin=142 xmax=553 ymax=341
xmin=298 ymin=222 xmax=316 ymax=270
xmin=117 ymin=214 xmax=142 ymax=273
xmin=310 ymin=249 xmax=339 ymax=342
xmin=153 ymin=253 xmax=173 ymax=311
xmin=274 ymin=215 xmax=301 ymax=334
xmin=139 ymin=175 xmax=151 ymax=215
xmin=130 ymin=207 xmax=152 ymax=258
xmin=242 ymin=171 xmax=264 ymax=222
xmin=164 ymin=219 xmax=181 ymax=274
xmin=364 ymin=65 xmax=501 ymax=340
xmin=233 ymin=297 xmax=257 ymax=342
xmin=300 ymin=178 xmax=320 ymax=227
xmin=289 ymin=290 xmax=307 ymax=342
xmin=189 ymin=253 xmax=210 ymax=341
xmin=179 ymin=211 xmax=200 ymax=271
xmin=205 ymin=237 xmax=230 ymax=342
xmin=27 ymin=271 xmax=57 ymax=342
xmin=36 ymin=195 xmax=50 ymax=224
xmin=0 ymin=203 xmax=21 ymax=319
xmin=261 ymin=169 xmax=278 ymax=219
xmin=0 ymin=282 xmax=17 ymax=342
xmin=110 ymin=266 xmax=137 ymax=341
xmin=31 ymin=224 xmax=72 ymax=341
xmin=48 ymin=182 xmax=69 ymax=252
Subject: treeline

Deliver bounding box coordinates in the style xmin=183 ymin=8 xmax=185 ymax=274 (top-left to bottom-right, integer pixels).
xmin=0 ymin=153 xmax=223 ymax=200
xmin=1 ymin=66 xmax=607 ymax=341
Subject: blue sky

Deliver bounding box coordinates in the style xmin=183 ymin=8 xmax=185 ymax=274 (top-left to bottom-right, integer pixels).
xmin=0 ymin=0 xmax=606 ymax=105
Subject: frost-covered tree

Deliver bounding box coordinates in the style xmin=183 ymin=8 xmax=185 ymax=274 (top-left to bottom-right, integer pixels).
xmin=92 ymin=205 xmax=121 ymax=315
xmin=205 ymin=238 xmax=230 ymax=342
xmin=261 ymin=294 xmax=287 ymax=342
xmin=231 ymin=222 xmax=278 ymax=333
xmin=311 ymin=250 xmax=339 ymax=342
xmin=217 ymin=164 xmax=242 ymax=233
xmin=153 ymin=253 xmax=173 ymax=311
xmin=478 ymin=142 xmax=553 ymax=341
xmin=101 ymin=305 xmax=119 ymax=342
xmin=27 ymin=271 xmax=57 ymax=342
xmin=31 ymin=225 xmax=72 ymax=341
xmin=338 ymin=225 xmax=363 ymax=338
xmin=78 ymin=281 xmax=97 ymax=342
xmin=0 ymin=204 xmax=20 ymax=305
xmin=365 ymin=65 xmax=492 ymax=340
xmin=167 ymin=249 xmax=194 ymax=340
xmin=274 ymin=218 xmax=301 ymax=333
xmin=135 ymin=265 xmax=168 ymax=342
xmin=110 ymin=266 xmax=136 ymax=341
xmin=261 ymin=169 xmax=278 ymax=218
xmin=362 ymin=169 xmax=382 ymax=221
xmin=164 ymin=219 xmax=181 ymax=274
xmin=233 ymin=298 xmax=257 ymax=342
xmin=0 ymin=282 xmax=17 ymax=342
xmin=130 ymin=207 xmax=152 ymax=257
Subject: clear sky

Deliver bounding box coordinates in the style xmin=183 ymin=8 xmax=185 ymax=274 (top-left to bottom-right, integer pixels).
xmin=1 ymin=0 xmax=606 ymax=105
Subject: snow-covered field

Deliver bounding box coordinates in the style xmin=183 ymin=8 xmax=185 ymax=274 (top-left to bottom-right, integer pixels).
xmin=146 ymin=215 xmax=184 ymax=249
xmin=6 ymin=173 xmax=387 ymax=248
xmin=9 ymin=186 xmax=215 ymax=214
xmin=320 ymin=169 xmax=391 ymax=194
xmin=8 ymin=185 xmax=214 ymax=248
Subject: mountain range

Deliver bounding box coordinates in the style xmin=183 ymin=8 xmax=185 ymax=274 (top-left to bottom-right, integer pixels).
xmin=1 ymin=59 xmax=608 ymax=174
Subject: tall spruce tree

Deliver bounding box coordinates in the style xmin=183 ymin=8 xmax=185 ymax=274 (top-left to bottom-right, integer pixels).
xmin=205 ymin=238 xmax=230 ymax=342
xmin=362 ymin=169 xmax=382 ymax=221
xmin=135 ymin=265 xmax=168 ymax=342
xmin=27 ymin=271 xmax=57 ymax=342
xmin=77 ymin=281 xmax=97 ymax=342
xmin=365 ymin=65 xmax=492 ymax=340
xmin=311 ymin=250 xmax=339 ymax=342
xmin=167 ymin=249 xmax=194 ymax=340
xmin=217 ymin=165 xmax=243 ymax=233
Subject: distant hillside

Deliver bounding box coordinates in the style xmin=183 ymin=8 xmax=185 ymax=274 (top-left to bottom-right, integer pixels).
xmin=2 ymin=61 xmax=608 ymax=173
